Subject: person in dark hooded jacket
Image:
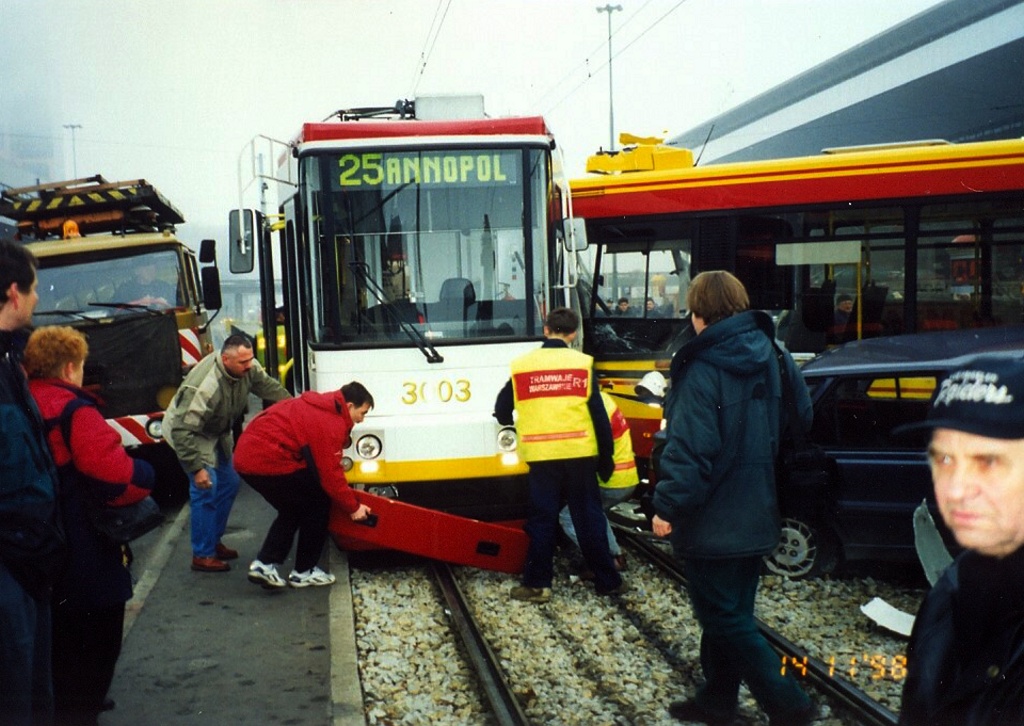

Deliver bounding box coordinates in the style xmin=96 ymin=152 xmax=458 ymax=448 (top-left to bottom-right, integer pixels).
xmin=652 ymin=271 xmax=815 ymax=726
xmin=234 ymin=382 xmax=374 ymax=589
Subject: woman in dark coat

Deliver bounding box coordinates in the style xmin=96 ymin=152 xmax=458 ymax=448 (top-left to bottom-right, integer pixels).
xmin=24 ymin=326 xmax=155 ymax=725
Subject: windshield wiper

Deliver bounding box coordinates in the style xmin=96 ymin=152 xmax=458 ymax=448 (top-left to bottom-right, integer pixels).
xmin=348 ymin=261 xmax=443 ymax=364
xmin=34 ymin=309 xmax=93 ymax=321
xmin=88 ymin=302 xmax=166 ymax=316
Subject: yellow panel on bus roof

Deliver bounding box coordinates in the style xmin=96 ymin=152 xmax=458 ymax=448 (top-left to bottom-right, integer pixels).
xmin=586 ymin=144 xmax=694 ymax=174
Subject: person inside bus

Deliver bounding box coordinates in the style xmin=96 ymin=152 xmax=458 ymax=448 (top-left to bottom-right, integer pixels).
xmin=828 ymin=293 xmax=855 ymax=344
xmin=614 ymin=297 xmax=632 ymax=316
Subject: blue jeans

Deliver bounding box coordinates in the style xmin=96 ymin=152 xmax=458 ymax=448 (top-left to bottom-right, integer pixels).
xmin=558 ymin=484 xmax=636 ymax=556
xmin=522 ymin=458 xmax=621 ymax=592
xmin=186 ymin=446 xmax=240 ymax=558
xmin=0 ymin=561 xmax=53 ymax=726
xmin=682 ymin=556 xmax=811 ymax=719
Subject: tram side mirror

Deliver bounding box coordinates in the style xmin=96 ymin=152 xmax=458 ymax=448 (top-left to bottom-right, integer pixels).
xmin=564 ymin=217 xmax=588 ymax=252
xmin=228 ymin=209 xmax=257 ymax=274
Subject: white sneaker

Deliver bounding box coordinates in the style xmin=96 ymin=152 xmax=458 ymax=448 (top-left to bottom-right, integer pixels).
xmin=287 ymin=566 xmax=336 ymax=588
xmin=247 ymin=560 xmax=286 ymax=589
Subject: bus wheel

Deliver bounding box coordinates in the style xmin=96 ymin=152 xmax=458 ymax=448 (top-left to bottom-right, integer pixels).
xmin=765 ymin=517 xmax=838 ymax=579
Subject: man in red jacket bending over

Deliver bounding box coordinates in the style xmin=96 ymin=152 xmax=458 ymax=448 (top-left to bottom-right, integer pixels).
xmin=234 ymin=382 xmax=374 ymax=589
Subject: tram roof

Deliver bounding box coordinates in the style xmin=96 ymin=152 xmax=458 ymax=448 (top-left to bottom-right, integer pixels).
xmin=570 ymin=138 xmax=1024 ymax=219
xmin=299 ymin=116 xmax=553 ymax=144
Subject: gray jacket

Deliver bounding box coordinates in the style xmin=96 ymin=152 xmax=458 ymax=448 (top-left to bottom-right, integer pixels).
xmin=162 ymin=353 xmax=289 ymax=473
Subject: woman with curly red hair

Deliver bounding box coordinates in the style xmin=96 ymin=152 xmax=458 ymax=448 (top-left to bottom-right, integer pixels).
xmin=24 ymin=325 xmax=156 ymax=725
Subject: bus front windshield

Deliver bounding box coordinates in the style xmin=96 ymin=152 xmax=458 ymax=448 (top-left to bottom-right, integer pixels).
xmin=305 ymin=147 xmax=550 ymax=345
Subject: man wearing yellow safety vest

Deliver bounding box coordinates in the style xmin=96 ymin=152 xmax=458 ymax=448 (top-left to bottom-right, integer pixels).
xmin=494 ymin=307 xmax=625 ymax=603
xmin=558 ymin=392 xmax=638 ymax=571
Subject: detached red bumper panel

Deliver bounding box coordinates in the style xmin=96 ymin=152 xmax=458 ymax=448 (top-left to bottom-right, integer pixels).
xmin=329 ymin=490 xmax=527 ymax=574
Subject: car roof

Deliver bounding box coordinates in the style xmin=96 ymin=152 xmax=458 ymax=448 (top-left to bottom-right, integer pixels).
xmin=801 ymin=325 xmax=1024 ymax=377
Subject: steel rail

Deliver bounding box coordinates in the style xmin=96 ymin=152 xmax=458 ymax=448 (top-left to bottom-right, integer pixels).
xmin=620 ymin=530 xmax=900 ymax=726
xmin=431 ymin=562 xmax=531 ymax=726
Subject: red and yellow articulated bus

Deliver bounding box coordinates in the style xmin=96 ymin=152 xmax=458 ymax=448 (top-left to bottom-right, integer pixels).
xmin=570 ymin=138 xmax=1024 ymax=466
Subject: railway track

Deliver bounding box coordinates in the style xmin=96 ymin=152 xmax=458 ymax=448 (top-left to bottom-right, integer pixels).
xmin=352 ymin=537 xmax=921 ymax=725
xmin=431 ymin=562 xmax=531 ymax=726
xmin=620 ymin=530 xmax=901 ymax=726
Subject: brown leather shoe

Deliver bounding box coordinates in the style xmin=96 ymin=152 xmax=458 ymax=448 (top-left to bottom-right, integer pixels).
xmin=191 ymin=556 xmax=230 ymax=572
xmin=215 ymin=542 xmax=239 ymax=560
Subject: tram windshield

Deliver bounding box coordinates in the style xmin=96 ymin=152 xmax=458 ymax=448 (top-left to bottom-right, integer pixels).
xmin=303 ymin=147 xmax=550 ymax=346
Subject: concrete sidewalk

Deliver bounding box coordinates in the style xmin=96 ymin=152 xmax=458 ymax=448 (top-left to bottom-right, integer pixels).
xmin=99 ymin=481 xmax=364 ymax=726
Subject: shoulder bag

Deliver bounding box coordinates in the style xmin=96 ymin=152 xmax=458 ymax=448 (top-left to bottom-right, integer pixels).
xmin=772 ymin=342 xmax=832 ymax=518
xmin=85 ymin=495 xmax=165 ymax=544
xmin=53 ymin=398 xmax=166 ymax=544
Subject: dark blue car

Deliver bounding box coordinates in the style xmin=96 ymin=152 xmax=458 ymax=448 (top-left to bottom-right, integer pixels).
xmin=767 ymin=325 xmax=1024 ymax=577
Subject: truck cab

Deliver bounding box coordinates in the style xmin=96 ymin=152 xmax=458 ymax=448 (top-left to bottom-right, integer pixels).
xmin=1 ymin=175 xmax=222 ymax=504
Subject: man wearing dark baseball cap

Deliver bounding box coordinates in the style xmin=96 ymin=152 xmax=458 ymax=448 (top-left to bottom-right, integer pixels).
xmin=898 ymin=355 xmax=1024 ymax=725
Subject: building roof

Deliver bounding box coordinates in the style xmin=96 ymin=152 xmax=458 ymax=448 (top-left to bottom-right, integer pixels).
xmin=669 ymin=0 xmax=1024 ymax=163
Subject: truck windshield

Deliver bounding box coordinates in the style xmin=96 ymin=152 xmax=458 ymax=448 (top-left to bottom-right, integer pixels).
xmin=34 ymin=249 xmax=183 ymax=322
xmin=304 ymin=146 xmax=550 ymax=345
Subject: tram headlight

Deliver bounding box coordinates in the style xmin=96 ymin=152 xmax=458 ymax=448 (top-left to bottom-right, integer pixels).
xmin=356 ymin=434 xmax=382 ymax=460
xmin=146 ymin=418 xmax=163 ymax=440
xmin=496 ymin=426 xmax=518 ymax=453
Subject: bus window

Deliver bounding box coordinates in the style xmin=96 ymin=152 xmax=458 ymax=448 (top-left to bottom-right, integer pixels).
xmin=917 ymin=204 xmax=1024 ymax=330
xmin=580 ymin=234 xmax=693 ymax=358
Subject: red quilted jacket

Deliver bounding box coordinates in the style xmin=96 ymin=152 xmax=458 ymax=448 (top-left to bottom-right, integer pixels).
xmin=234 ymin=390 xmax=358 ymax=512
xmin=29 ymin=378 xmax=153 ymax=505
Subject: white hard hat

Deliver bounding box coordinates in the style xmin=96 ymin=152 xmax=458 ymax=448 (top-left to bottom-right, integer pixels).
xmin=635 ymin=371 xmax=667 ymax=400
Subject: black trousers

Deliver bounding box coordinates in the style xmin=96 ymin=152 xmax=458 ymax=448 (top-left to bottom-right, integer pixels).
xmin=52 ymin=601 xmax=124 ymax=724
xmin=244 ymin=469 xmax=331 ymax=573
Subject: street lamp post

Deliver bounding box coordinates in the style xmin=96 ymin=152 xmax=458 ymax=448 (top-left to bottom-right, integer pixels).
xmin=596 ymin=4 xmax=622 ymax=151
xmin=63 ymin=124 xmax=82 ymax=178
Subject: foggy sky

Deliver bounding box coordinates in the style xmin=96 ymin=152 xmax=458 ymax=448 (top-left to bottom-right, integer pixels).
xmin=0 ymin=0 xmax=942 ymax=251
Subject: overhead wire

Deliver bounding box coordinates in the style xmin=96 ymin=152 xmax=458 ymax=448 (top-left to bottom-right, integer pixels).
xmin=529 ymin=0 xmax=654 ymax=112
xmin=539 ymin=0 xmax=691 ymax=117
xmin=409 ymin=0 xmax=454 ymax=98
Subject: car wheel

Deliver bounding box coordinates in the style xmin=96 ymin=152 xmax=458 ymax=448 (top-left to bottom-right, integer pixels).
xmin=765 ymin=517 xmax=839 ymax=579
